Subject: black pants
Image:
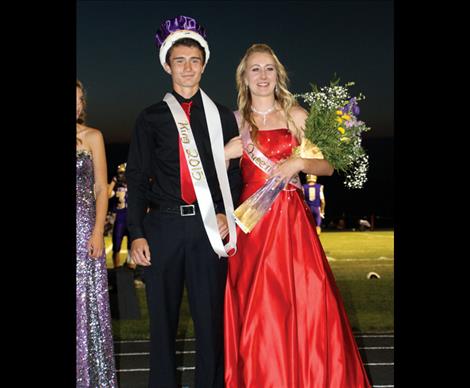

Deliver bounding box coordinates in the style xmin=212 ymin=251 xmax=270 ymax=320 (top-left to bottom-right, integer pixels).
xmin=142 ymin=208 xmax=227 ymax=388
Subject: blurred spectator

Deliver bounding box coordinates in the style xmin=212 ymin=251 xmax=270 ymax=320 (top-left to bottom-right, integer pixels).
xmin=336 ymin=218 xmax=346 ymax=230
xmin=108 ymin=163 xmax=144 ymax=287
xmin=303 ymin=174 xmax=326 ymax=235
xmin=104 ymin=211 xmax=115 ymax=237
xmin=108 ymin=163 xmax=129 ymax=268
xmin=358 ymin=217 xmax=371 ymax=231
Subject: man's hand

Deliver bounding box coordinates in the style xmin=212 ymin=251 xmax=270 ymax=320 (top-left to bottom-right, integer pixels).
xmin=130 ymin=238 xmax=152 ymax=266
xmin=216 ymin=213 xmax=229 ymax=239
xmin=224 ymin=135 xmax=243 ymax=161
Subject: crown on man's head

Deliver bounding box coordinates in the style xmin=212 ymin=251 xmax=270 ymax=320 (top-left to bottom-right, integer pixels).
xmin=155 ymin=15 xmax=210 ymax=68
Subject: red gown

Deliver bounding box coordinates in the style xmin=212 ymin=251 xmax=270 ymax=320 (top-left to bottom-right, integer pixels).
xmin=224 ymin=129 xmax=371 ymax=388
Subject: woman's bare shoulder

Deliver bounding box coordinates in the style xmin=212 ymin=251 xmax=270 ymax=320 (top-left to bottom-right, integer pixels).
xmin=290 ymin=105 xmax=308 ymax=120
xmin=78 ymin=125 xmax=101 ymax=136
xmin=77 ymin=125 xmax=104 ymax=152
xmin=79 ymin=126 xmax=103 ymax=142
xmin=289 ymin=105 xmax=309 ymax=132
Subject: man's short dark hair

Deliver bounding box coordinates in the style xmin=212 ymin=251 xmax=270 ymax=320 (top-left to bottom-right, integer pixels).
xmin=165 ymin=38 xmax=206 ymax=65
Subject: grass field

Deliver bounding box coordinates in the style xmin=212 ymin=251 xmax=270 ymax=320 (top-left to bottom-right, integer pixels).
xmin=108 ymin=230 xmax=394 ymax=339
xmin=321 ymin=231 xmax=394 ymax=332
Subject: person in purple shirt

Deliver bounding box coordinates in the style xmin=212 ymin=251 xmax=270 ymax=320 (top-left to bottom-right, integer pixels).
xmin=303 ymin=174 xmax=326 ymax=235
xmin=108 ymin=163 xmax=130 ymax=268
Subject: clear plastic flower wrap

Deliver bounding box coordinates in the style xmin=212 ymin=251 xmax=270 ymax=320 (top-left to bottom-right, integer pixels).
xmin=233 ymin=139 xmax=320 ymax=234
xmin=233 ymin=175 xmax=287 ymax=234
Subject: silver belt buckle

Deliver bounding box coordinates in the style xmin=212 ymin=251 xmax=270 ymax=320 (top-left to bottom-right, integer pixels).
xmin=180 ymin=204 xmax=196 ymax=216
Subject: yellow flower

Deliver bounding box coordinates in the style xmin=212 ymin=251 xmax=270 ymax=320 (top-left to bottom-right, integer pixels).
xmin=336 ymin=110 xmax=343 ymax=115
xmin=340 ymin=136 xmax=350 ymax=142
xmin=338 ymin=127 xmax=345 ymax=134
xmin=341 ymin=114 xmax=351 ymax=120
xmin=336 ymin=118 xmax=343 ymax=124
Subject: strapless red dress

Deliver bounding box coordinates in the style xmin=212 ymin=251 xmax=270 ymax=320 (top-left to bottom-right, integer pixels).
xmin=224 ymin=129 xmax=371 ymax=388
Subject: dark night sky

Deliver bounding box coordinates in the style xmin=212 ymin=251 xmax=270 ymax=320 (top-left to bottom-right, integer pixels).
xmin=77 ymin=0 xmax=394 ymax=223
xmin=77 ymin=0 xmax=393 ymax=143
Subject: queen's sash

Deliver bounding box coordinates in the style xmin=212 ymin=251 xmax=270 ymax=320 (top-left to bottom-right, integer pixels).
xmin=164 ymin=90 xmax=237 ymax=257
xmin=234 ymin=111 xmax=301 ymax=189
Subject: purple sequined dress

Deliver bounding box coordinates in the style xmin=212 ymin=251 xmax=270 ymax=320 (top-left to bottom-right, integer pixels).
xmin=76 ymin=149 xmax=117 ymax=387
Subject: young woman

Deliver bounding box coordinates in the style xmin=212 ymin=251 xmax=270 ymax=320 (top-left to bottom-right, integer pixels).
xmin=224 ymin=44 xmax=371 ymax=388
xmin=76 ymin=80 xmax=117 ymax=387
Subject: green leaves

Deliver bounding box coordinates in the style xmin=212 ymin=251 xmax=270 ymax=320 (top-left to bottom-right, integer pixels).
xmin=296 ymin=77 xmax=371 ymax=188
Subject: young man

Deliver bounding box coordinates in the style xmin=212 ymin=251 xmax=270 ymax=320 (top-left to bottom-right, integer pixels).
xmin=126 ymin=15 xmax=242 ymax=388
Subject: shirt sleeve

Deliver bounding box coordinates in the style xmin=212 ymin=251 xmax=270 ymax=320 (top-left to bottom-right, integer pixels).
xmin=126 ymin=111 xmax=152 ymax=242
xmin=225 ymin=110 xmax=243 ymax=208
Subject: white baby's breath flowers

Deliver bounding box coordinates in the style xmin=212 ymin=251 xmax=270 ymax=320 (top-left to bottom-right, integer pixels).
xmin=344 ymin=154 xmax=369 ymax=189
xmin=296 ymin=84 xmax=352 ymax=111
xmin=294 ymin=77 xmax=371 ymax=189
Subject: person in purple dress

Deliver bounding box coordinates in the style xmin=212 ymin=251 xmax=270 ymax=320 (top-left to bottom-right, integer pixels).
xmin=302 ymin=174 xmax=326 ymax=235
xmin=76 ymin=80 xmax=117 ymax=387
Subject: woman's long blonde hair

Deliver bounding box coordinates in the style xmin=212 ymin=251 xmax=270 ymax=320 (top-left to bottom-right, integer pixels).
xmin=76 ymin=80 xmax=86 ymax=145
xmin=235 ymin=43 xmax=300 ymax=142
xmin=76 ymin=80 xmax=86 ymax=125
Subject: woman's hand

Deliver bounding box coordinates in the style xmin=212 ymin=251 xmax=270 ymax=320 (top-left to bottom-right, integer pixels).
xmin=270 ymin=157 xmax=304 ymax=188
xmin=88 ymin=229 xmax=105 ymax=259
xmin=224 ymin=136 xmax=243 ymax=161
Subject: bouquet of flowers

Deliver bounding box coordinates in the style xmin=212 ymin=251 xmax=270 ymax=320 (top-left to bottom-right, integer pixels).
xmin=295 ymin=76 xmax=371 ymax=188
xmin=233 ymin=76 xmax=370 ymax=234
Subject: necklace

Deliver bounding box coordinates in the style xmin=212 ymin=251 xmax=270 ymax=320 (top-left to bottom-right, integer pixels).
xmin=251 ymin=104 xmax=276 ymax=125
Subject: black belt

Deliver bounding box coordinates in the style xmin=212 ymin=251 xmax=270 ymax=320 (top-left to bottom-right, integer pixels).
xmin=150 ymin=200 xmax=223 ymax=216
xmin=150 ymin=202 xmax=199 ymax=216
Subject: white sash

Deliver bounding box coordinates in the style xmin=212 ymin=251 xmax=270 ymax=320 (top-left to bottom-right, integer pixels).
xmin=164 ymin=90 xmax=237 ymax=257
xmin=236 ymin=115 xmax=302 ymax=189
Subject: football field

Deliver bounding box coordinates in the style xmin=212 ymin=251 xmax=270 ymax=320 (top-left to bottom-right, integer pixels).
xmin=107 ymin=230 xmax=394 ymax=387
xmin=108 ymin=230 xmax=394 ymax=339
